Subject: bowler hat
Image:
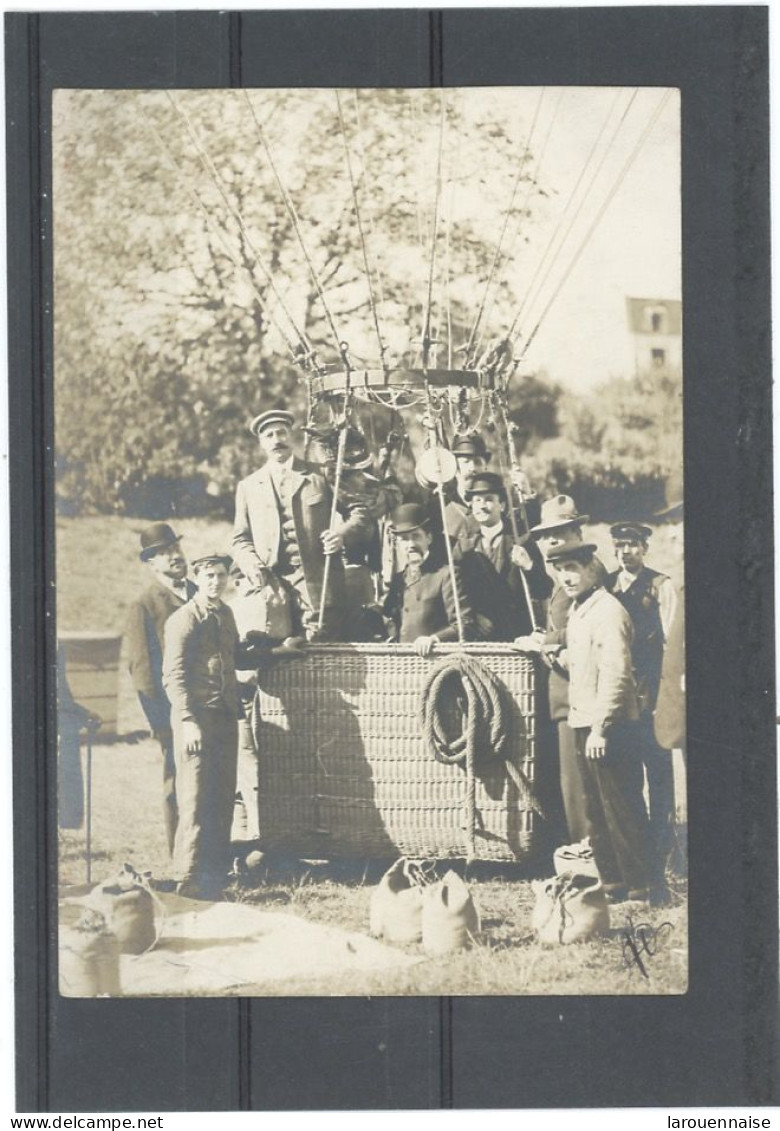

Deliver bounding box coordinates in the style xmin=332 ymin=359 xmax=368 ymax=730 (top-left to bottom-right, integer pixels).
xmin=464 ymin=471 xmax=507 ymax=500
xmin=139 ymin=522 xmax=182 ymax=562
xmin=191 ymin=551 xmax=233 ymax=572
xmin=610 ymin=522 xmax=652 ymax=542
xmin=249 ymin=409 xmax=295 ymax=437
xmin=451 ymin=433 xmax=489 ymax=460
xmin=389 ymin=503 xmax=432 ymax=536
xmin=530 ymin=495 xmax=589 ymax=535
xmin=545 ymin=542 xmax=598 ymax=563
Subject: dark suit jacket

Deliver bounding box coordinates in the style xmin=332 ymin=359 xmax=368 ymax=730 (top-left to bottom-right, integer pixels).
xmin=383 ymin=542 xmax=474 ymax=644
xmin=455 ymin=523 xmax=552 ymax=641
xmin=232 ymin=457 xmax=372 ymax=613
xmin=125 ymin=577 xmax=196 ymax=732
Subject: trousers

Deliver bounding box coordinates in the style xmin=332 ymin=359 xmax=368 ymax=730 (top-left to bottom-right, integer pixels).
xmin=558 ymin=720 xmax=591 ymax=843
xmin=574 ymin=723 xmax=655 ymax=894
xmin=172 ymin=709 xmax=238 ymax=892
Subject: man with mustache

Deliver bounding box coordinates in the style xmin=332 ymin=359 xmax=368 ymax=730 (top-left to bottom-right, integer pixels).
xmin=125 ymin=522 xmax=196 ymax=857
xmin=232 ymin=409 xmax=371 ymax=641
xmin=546 ymin=541 xmax=656 ymax=903
xmin=383 ymin=503 xmax=474 ymax=656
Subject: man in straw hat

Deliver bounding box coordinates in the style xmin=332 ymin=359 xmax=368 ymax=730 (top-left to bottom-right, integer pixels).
xmin=543 ymin=540 xmax=656 ymax=903
xmin=607 ymin=520 xmax=677 ymax=880
xmin=124 ymin=522 xmax=196 ymax=856
xmin=455 ymin=471 xmax=551 ymax=641
xmin=383 ymin=503 xmax=474 ymax=656
xmin=232 ymin=409 xmax=371 ymax=641
xmin=163 ymin=551 xmax=264 ymax=899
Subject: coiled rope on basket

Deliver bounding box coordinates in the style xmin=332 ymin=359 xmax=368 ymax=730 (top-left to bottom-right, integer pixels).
xmin=418 ymin=653 xmax=543 ymax=861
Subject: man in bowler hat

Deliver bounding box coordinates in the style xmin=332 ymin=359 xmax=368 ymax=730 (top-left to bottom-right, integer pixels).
xmin=383 ymin=503 xmax=474 ymax=655
xmin=124 ymin=522 xmax=196 ymax=856
xmin=455 ymin=471 xmax=551 ymax=641
xmin=232 ymin=409 xmax=371 ymax=641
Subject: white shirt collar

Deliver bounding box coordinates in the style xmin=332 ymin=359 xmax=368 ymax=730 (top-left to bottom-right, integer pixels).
xmin=157 ymin=574 xmax=189 ymax=599
xmin=268 ymin=455 xmax=295 ymax=480
xmin=479 ymin=521 xmax=504 ymax=543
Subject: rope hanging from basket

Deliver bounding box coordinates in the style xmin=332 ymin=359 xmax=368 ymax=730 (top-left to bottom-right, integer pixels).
xmin=418 ymin=653 xmax=544 ymax=860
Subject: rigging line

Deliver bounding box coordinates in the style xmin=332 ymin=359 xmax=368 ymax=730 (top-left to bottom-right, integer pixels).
xmin=521 ymin=89 xmax=673 ymax=357
xmin=164 ymin=92 xmax=314 ymax=362
xmin=335 ymin=90 xmax=387 ymax=368
xmin=471 ymin=87 xmax=563 ymax=365
xmin=463 ymin=86 xmax=546 ymax=366
xmin=421 ymin=90 xmax=448 ymax=370
xmin=242 ymin=88 xmax=348 ymax=362
xmin=148 ymin=111 xmax=304 ymax=365
xmin=509 ymin=87 xmax=635 ymax=341
xmin=352 ymin=90 xmax=389 ymax=344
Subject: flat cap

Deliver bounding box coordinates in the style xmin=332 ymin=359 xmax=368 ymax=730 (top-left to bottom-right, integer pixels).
xmin=545 ymin=541 xmax=598 ymax=563
xmin=191 ymin=551 xmax=233 ymax=571
xmin=249 ymin=409 xmax=295 ymax=437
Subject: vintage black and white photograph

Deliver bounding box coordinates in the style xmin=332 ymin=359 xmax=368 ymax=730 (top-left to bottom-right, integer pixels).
xmin=54 ymin=85 xmax=686 ymax=997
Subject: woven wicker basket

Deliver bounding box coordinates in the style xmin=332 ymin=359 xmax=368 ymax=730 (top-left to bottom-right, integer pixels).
xmin=253 ymin=643 xmax=540 ymax=862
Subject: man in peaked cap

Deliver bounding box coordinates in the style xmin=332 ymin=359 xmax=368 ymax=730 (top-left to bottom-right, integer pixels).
xmin=545 ymin=541 xmax=656 ymax=902
xmin=607 ymin=521 xmax=678 ymax=881
xmin=454 ymin=471 xmax=551 ymax=641
xmin=232 ymin=409 xmax=372 ymax=641
xmin=124 ymin=522 xmax=196 ymax=857
xmin=162 ymin=551 xmax=271 ymax=898
xmin=383 ymin=503 xmax=474 ymax=656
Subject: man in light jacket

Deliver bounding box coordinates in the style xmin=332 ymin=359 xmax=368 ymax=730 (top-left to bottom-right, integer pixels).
xmin=548 ymin=541 xmax=656 ymax=903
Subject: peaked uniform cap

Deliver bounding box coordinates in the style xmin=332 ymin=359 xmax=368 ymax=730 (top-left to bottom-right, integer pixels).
xmin=139 ymin=522 xmax=182 ymax=561
xmin=249 ymin=409 xmax=295 ymax=437
xmin=610 ymin=522 xmax=653 ymax=542
xmin=530 ymin=494 xmax=589 ymax=535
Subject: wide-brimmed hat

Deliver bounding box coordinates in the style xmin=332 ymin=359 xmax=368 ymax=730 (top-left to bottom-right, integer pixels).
xmin=545 ymin=542 xmax=598 ymax=563
xmin=249 ymin=409 xmax=295 ymax=438
xmin=451 ymin=433 xmax=489 ymax=460
xmin=389 ymin=503 xmax=432 ymax=536
xmin=464 ymin=471 xmax=507 ymax=500
xmin=530 ymin=494 xmax=589 ymax=535
xmin=610 ymin=522 xmax=652 ymax=543
xmin=139 ymin=522 xmax=182 ymax=562
xmin=191 ymin=551 xmax=233 ymax=572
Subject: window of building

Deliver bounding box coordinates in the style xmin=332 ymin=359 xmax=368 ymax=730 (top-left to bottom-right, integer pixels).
xmin=651 ymin=348 xmax=666 ymax=367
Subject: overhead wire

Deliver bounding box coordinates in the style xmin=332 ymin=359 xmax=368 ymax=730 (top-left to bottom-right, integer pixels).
xmin=508 ymin=87 xmax=636 ymax=343
xmin=463 ymin=86 xmax=546 ymax=367
xmin=163 ymin=92 xmax=314 ymax=367
xmin=470 ymin=87 xmax=562 ymax=366
xmin=242 ymin=89 xmax=350 ymax=366
xmin=518 ymin=89 xmax=674 ymax=358
xmin=335 ymin=89 xmax=387 ymax=370
xmin=421 ymin=90 xmax=448 ymax=370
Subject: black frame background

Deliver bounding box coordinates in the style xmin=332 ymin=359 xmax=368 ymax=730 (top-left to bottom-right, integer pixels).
xmin=7 ymin=7 xmax=776 ymax=1112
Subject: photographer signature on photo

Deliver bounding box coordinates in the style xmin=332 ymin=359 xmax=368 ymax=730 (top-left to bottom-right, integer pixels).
xmin=619 ymin=915 xmax=675 ymax=978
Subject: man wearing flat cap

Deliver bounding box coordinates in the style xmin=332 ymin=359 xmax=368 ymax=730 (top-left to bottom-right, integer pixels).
xmin=163 ymin=552 xmax=268 ymax=899
xmin=607 ymin=521 xmax=677 ymax=878
xmin=383 ymin=503 xmax=474 ymax=655
xmin=454 ymin=471 xmax=551 ymax=641
xmin=547 ymin=541 xmax=656 ymax=902
xmin=232 ymin=409 xmax=371 ymax=641
xmin=124 ymin=522 xmax=196 ymax=856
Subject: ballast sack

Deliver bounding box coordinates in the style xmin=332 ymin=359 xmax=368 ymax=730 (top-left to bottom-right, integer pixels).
xmin=553 ymin=837 xmax=599 ymax=881
xmin=87 ymin=862 xmax=161 ymax=955
xmin=369 ymin=858 xmax=430 ymax=944
xmin=422 ymin=871 xmax=481 ymax=954
xmin=59 ymin=909 xmax=121 ymax=997
xmin=532 ymin=871 xmax=610 ymax=945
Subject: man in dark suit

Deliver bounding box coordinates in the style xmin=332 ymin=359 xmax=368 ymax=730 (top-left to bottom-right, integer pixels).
xmin=124 ymin=522 xmax=196 ymax=856
xmin=607 ymin=521 xmax=677 ymax=879
xmin=454 ymin=471 xmax=551 ymax=641
xmin=232 ymin=409 xmax=371 ymax=641
xmin=383 ymin=503 xmax=474 ymax=655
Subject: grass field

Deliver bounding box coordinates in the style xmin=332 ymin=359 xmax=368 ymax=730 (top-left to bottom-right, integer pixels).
xmin=56 ymin=513 xmax=687 ymax=997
